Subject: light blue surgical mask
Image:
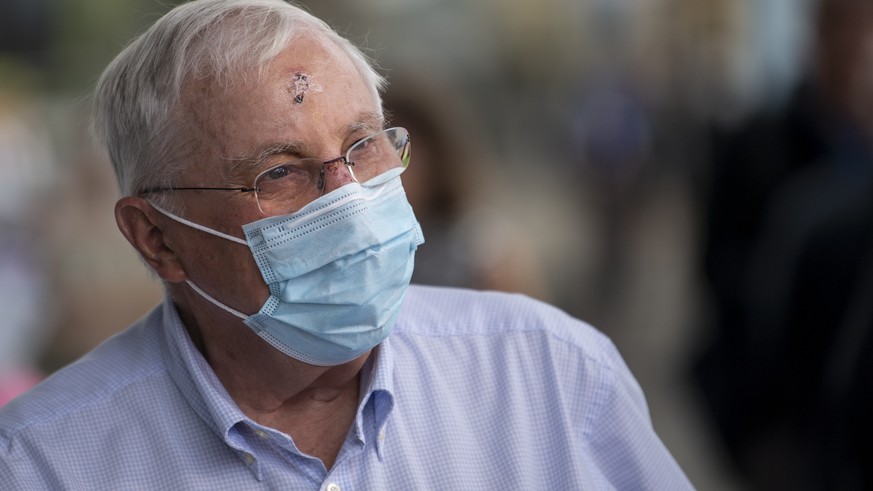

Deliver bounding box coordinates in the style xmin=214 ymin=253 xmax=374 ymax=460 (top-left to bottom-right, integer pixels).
xmin=152 ymin=170 xmax=424 ymax=366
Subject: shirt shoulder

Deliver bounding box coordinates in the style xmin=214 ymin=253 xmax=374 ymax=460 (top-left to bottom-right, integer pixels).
xmin=392 ymin=286 xmax=693 ymax=489
xmin=0 ymin=305 xmax=166 ymax=439
xmin=398 ymin=284 xmax=617 ymax=362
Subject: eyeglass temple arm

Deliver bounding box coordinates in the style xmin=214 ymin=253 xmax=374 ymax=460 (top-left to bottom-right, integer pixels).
xmin=138 ymin=186 xmax=257 ymax=195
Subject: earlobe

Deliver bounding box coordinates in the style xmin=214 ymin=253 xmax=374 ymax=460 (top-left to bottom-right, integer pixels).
xmin=114 ymin=197 xmax=188 ymax=283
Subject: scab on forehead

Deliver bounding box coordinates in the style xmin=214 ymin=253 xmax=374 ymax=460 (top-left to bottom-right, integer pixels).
xmin=289 ymin=72 xmax=323 ymax=104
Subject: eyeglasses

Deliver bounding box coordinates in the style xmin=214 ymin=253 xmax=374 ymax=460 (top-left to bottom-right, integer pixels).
xmin=140 ymin=127 xmax=411 ymax=216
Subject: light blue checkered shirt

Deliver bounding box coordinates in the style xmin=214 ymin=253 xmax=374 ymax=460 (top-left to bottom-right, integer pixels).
xmin=0 ymin=285 xmax=692 ymax=489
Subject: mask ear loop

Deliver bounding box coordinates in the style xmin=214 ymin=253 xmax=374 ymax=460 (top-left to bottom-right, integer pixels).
xmin=147 ymin=202 xmax=251 ymax=319
xmin=149 ymin=202 xmax=248 ymax=246
xmin=185 ymin=280 xmax=248 ymax=320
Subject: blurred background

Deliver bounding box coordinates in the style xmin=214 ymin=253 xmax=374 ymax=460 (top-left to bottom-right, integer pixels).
xmin=3 ymin=0 xmax=873 ymax=489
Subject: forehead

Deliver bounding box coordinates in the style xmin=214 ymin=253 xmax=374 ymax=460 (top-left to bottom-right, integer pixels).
xmin=182 ymin=32 xmax=380 ymax=164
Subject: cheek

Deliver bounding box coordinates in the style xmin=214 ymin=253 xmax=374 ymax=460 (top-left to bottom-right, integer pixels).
xmin=180 ymin=231 xmax=270 ymax=314
xmin=225 ymin=244 xmax=271 ymax=312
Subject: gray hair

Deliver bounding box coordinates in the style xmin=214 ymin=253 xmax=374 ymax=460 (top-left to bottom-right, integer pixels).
xmin=92 ymin=0 xmax=387 ymax=208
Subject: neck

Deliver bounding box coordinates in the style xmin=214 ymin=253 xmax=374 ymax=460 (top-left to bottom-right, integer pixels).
xmin=174 ymin=290 xmax=370 ymax=469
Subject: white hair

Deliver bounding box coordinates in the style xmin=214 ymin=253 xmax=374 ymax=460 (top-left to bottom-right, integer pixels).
xmin=92 ymin=0 xmax=387 ymax=207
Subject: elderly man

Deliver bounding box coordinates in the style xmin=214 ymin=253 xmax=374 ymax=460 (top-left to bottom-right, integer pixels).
xmin=0 ymin=0 xmax=692 ymax=488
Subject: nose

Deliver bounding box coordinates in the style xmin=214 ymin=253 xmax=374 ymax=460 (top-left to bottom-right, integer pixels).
xmin=320 ymin=156 xmax=356 ymax=194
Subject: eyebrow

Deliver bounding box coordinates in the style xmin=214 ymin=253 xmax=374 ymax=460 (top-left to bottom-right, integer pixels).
xmin=346 ymin=111 xmax=385 ymax=136
xmin=224 ymin=111 xmax=385 ymax=171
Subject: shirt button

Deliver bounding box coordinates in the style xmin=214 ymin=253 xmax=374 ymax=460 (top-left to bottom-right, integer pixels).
xmin=378 ymin=430 xmax=386 ymax=442
xmin=326 ymin=483 xmax=341 ymax=491
xmin=242 ymin=453 xmax=254 ymax=465
xmin=255 ymin=429 xmax=268 ymax=439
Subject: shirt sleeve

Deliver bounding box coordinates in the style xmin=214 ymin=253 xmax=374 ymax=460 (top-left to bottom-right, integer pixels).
xmin=583 ymin=339 xmax=696 ymax=490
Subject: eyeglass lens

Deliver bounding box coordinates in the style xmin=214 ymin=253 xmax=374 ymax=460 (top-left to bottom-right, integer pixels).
xmin=253 ymin=127 xmax=410 ymax=216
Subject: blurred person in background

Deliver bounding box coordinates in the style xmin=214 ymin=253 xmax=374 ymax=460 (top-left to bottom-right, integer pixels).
xmin=695 ymin=0 xmax=873 ymax=488
xmin=35 ymin=131 xmax=165 ymax=373
xmin=382 ymin=73 xmax=548 ymax=298
xmin=0 ymin=90 xmax=52 ymax=406
xmin=1 ymin=0 xmax=166 ymax=380
xmin=0 ymin=0 xmax=57 ymax=404
xmin=0 ymin=0 xmax=692 ymax=488
xmin=568 ymin=70 xmax=653 ymax=318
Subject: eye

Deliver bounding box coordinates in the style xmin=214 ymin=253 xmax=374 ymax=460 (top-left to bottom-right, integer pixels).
xmin=254 ymin=161 xmax=313 ymax=199
xmin=350 ymin=133 xmax=376 ymax=153
xmin=255 ymin=162 xmax=308 ymax=190
xmin=355 ymin=137 xmax=373 ymax=149
xmin=265 ymin=165 xmax=292 ymax=181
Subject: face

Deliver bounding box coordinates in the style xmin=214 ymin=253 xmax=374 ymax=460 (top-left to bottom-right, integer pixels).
xmin=159 ymin=32 xmax=382 ymax=315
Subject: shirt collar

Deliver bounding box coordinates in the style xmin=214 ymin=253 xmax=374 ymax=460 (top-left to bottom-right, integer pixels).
xmin=355 ymin=337 xmax=396 ymax=460
xmin=157 ymin=296 xmax=397 ymax=470
xmin=157 ymin=297 xmax=263 ymax=479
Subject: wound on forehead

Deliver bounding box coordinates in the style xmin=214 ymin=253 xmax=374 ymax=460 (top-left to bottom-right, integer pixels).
xmin=290 ymin=72 xmax=323 ymax=104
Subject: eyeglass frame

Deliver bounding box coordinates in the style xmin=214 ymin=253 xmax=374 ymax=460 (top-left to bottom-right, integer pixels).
xmin=138 ymin=126 xmax=410 ymax=215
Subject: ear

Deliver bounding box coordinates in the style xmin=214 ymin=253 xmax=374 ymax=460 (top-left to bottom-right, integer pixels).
xmin=115 ymin=197 xmax=188 ymax=283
